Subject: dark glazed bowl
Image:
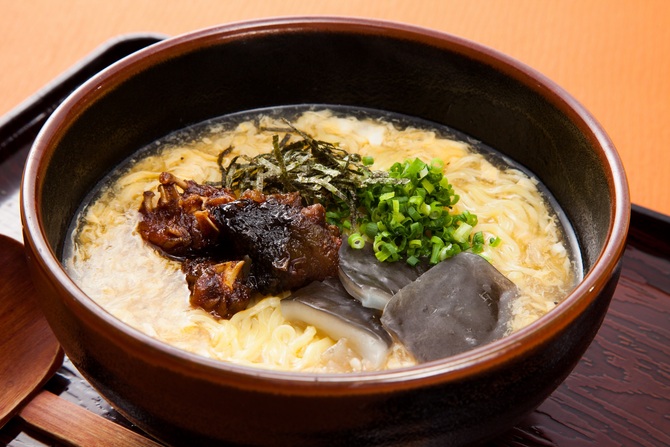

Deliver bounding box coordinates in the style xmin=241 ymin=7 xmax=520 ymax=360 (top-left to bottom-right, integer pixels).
xmin=21 ymin=17 xmax=629 ymax=446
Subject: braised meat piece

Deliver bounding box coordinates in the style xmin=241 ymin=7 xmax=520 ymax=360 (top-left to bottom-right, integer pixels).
xmin=182 ymin=258 xmax=252 ymax=319
xmin=138 ymin=172 xmax=236 ymax=258
xmin=210 ymin=196 xmax=342 ymax=295
xmin=138 ymin=173 xmax=341 ymax=319
xmin=239 ymin=189 xmax=303 ymax=207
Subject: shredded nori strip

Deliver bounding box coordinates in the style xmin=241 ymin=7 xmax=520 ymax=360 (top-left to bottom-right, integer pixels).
xmin=218 ymin=120 xmax=403 ymax=225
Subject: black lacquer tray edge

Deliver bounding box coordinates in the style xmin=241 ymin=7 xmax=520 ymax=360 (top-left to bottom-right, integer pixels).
xmin=629 ymin=203 xmax=670 ymax=256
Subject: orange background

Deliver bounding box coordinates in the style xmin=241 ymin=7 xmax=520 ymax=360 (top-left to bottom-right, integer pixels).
xmin=2 ymin=0 xmax=668 ymax=215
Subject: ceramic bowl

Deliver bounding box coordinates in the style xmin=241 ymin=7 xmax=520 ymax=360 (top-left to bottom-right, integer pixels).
xmin=21 ymin=17 xmax=629 ymax=446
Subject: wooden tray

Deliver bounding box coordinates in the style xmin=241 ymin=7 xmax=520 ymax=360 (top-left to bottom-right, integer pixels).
xmin=1 ymin=36 xmax=668 ymax=447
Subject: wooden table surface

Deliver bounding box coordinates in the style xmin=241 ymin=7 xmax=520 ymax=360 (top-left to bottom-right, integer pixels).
xmin=2 ymin=0 xmax=669 ymax=216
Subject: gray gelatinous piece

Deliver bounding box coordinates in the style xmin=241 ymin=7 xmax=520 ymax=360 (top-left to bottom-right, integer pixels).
xmin=281 ymin=278 xmax=393 ymax=368
xmin=381 ymin=252 xmax=517 ymax=362
xmin=338 ymin=242 xmax=429 ymax=310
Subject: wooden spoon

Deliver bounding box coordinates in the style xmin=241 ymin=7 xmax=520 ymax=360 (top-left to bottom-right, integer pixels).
xmin=0 ymin=234 xmax=163 ymax=446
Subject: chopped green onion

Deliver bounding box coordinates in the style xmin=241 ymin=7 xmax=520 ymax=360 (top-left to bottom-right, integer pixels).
xmin=407 ymin=206 xmax=421 ymax=221
xmin=471 ymin=231 xmax=485 ymax=253
xmin=430 ymin=158 xmax=444 ymax=173
xmin=348 ymin=232 xmax=366 ymax=249
xmin=419 ymin=202 xmax=431 ymax=217
xmin=379 ymin=191 xmax=395 ymax=202
xmin=392 ymin=199 xmax=400 ymax=215
xmin=453 ymin=222 xmax=473 ymax=244
xmin=350 ymin=157 xmax=497 ymax=265
xmin=406 ymin=255 xmax=420 ymax=267
xmin=362 ymin=221 xmax=379 ymax=238
xmin=430 ymin=241 xmax=443 ymax=264
xmin=409 ymin=221 xmax=423 ymax=235
xmin=489 ymin=236 xmax=502 ymax=247
xmin=408 ymin=195 xmax=424 ymax=207
xmin=409 ymin=239 xmax=423 ymax=249
xmin=430 ymin=235 xmax=444 ymax=246
xmin=375 ymin=242 xmax=398 ymax=262
xmin=421 ymin=178 xmax=435 ymax=194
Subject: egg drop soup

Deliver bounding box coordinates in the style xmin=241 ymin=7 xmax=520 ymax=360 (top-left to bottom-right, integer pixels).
xmin=64 ymin=108 xmax=581 ymax=373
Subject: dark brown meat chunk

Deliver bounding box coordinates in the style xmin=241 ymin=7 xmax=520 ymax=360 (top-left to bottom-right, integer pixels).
xmin=138 ymin=172 xmax=236 ymax=258
xmin=138 ymin=173 xmax=341 ymax=319
xmin=239 ymin=189 xmax=303 ymax=207
xmin=210 ymin=196 xmax=341 ymax=295
xmin=182 ymin=258 xmax=252 ymax=319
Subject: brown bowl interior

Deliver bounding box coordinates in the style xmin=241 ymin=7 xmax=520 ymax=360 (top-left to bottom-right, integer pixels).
xmin=21 ymin=18 xmax=629 ymax=446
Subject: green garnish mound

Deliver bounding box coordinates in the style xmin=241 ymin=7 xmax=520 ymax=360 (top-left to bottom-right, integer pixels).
xmin=218 ymin=122 xmax=492 ymax=265
xmin=353 ymin=157 xmax=485 ymax=265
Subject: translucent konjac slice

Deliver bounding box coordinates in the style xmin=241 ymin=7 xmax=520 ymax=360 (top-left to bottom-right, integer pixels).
xmin=381 ymin=252 xmax=517 ymax=362
xmin=338 ymin=243 xmax=429 ymax=310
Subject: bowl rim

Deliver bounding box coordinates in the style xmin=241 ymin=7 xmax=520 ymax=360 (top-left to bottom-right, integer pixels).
xmin=21 ymin=16 xmax=630 ymax=395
